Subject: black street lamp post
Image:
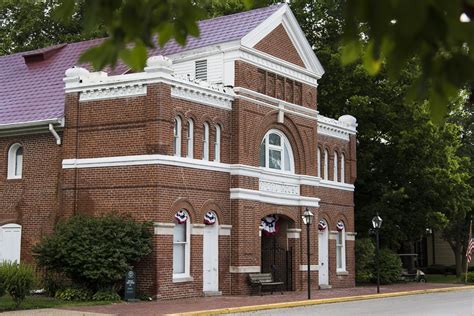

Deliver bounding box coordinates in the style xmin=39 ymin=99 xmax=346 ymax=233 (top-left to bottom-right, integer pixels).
xmin=372 ymin=214 xmax=383 ymax=294
xmin=302 ymin=208 xmax=314 ymax=300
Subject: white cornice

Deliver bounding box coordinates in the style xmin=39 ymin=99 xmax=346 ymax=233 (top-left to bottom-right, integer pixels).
xmin=230 ymin=188 xmax=320 ymax=207
xmin=317 ymin=114 xmax=357 ymax=141
xmin=62 ymin=154 xmax=354 ymax=193
xmin=64 ymin=69 xmax=234 ymax=110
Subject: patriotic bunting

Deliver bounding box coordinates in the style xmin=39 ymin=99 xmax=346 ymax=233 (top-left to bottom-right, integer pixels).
xmin=467 ymin=237 xmax=474 ymax=263
xmin=260 ymin=215 xmax=280 ymax=237
xmin=318 ymin=220 xmax=327 ymax=231
xmin=204 ymin=211 xmax=217 ymax=225
xmin=174 ymin=210 xmax=188 ymax=224
xmin=336 ymin=221 xmax=345 ymax=231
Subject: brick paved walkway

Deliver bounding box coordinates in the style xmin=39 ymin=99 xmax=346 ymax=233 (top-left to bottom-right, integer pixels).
xmin=61 ymin=283 xmax=467 ymax=316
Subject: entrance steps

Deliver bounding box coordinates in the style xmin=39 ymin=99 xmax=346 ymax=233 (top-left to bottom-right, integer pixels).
xmin=204 ymin=291 xmax=222 ymax=297
xmin=319 ymin=284 xmax=332 ymax=290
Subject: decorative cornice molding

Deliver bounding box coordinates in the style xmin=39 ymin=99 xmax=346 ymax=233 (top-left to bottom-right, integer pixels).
xmin=80 ymin=84 xmax=147 ymax=102
xmin=230 ymin=188 xmax=320 ymax=207
xmin=171 ymin=84 xmax=232 ymax=110
xmin=317 ymin=114 xmax=357 ymax=141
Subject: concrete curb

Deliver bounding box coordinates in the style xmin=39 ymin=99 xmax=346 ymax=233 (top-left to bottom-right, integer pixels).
xmin=166 ymin=285 xmax=474 ymax=316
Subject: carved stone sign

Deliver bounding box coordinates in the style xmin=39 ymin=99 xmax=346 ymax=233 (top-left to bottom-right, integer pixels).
xmin=259 ymin=179 xmax=299 ymax=195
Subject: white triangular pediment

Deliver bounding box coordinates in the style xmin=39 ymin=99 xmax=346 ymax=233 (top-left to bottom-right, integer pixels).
xmin=241 ymin=4 xmax=324 ymax=78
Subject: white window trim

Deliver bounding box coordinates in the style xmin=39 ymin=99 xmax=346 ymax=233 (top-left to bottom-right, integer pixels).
xmin=214 ymin=124 xmax=221 ymax=162
xmin=173 ymin=213 xmax=191 ymax=282
xmin=186 ymin=119 xmax=194 ymax=159
xmin=7 ymin=143 xmax=23 ymax=179
xmin=203 ymin=122 xmax=210 ymax=161
xmin=174 ymin=117 xmax=182 ymax=157
xmin=333 ymin=151 xmax=338 ymax=182
xmin=324 ymin=149 xmax=329 ymax=180
xmin=336 ymin=226 xmax=347 ymax=273
xmin=317 ymin=147 xmax=321 ymax=178
xmin=260 ymin=129 xmax=295 ymax=173
xmin=341 ymin=153 xmax=345 ymax=183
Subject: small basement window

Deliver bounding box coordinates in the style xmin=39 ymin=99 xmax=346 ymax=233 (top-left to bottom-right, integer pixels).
xmin=195 ymin=60 xmax=207 ymax=81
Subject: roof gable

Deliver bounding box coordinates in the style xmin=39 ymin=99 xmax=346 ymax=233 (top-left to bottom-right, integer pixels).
xmin=241 ymin=4 xmax=324 ymax=77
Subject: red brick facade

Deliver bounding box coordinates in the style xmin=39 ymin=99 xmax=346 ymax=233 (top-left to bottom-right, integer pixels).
xmin=0 ymin=18 xmax=356 ymax=299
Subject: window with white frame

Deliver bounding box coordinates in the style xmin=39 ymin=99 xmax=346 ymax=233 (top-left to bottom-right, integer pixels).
xmin=324 ymin=149 xmax=329 ymax=180
xmin=214 ymin=124 xmax=221 ymax=162
xmin=202 ymin=122 xmax=210 ymax=160
xmin=333 ymin=151 xmax=338 ymax=182
xmin=173 ymin=117 xmax=182 ymax=156
xmin=341 ymin=153 xmax=345 ymax=183
xmin=7 ymin=144 xmax=23 ymax=179
xmin=186 ymin=119 xmax=194 ymax=158
xmin=336 ymin=222 xmax=346 ymax=272
xmin=173 ymin=210 xmax=191 ymax=279
xmin=259 ymin=130 xmax=294 ymax=172
xmin=317 ymin=147 xmax=321 ymax=177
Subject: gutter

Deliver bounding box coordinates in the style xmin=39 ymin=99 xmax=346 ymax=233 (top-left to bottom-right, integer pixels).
xmin=0 ymin=118 xmax=64 ymax=141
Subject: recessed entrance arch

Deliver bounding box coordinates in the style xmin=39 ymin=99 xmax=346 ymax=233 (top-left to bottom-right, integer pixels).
xmin=260 ymin=214 xmax=294 ymax=291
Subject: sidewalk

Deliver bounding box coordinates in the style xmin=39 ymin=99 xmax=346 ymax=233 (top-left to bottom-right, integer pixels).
xmin=53 ymin=283 xmax=471 ymax=316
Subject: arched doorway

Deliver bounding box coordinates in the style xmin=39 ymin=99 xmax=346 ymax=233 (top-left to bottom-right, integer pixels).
xmin=318 ymin=219 xmax=329 ymax=287
xmin=203 ymin=211 xmax=219 ymax=293
xmin=260 ymin=214 xmax=294 ymax=291
xmin=0 ymin=223 xmax=22 ymax=263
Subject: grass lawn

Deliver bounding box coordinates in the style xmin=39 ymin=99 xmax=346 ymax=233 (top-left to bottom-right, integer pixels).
xmin=0 ymin=295 xmax=116 ymax=312
xmin=426 ymin=274 xmax=462 ymax=284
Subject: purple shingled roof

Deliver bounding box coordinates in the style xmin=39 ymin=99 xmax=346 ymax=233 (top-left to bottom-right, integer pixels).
xmin=0 ymin=4 xmax=283 ymax=126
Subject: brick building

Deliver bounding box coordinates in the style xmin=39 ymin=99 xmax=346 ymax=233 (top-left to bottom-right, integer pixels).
xmin=0 ymin=4 xmax=358 ymax=298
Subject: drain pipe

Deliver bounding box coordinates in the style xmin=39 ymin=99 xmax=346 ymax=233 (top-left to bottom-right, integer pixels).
xmin=49 ymin=123 xmax=61 ymax=145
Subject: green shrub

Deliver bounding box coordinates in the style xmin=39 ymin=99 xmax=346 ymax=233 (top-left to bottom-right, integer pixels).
xmin=377 ymin=248 xmax=402 ymax=284
xmin=33 ymin=214 xmax=152 ymax=291
xmin=55 ymin=287 xmax=93 ymax=301
xmin=92 ymin=290 xmax=121 ymax=301
xmin=41 ymin=271 xmax=71 ymax=297
xmin=0 ymin=261 xmax=35 ymax=308
xmin=355 ymin=238 xmax=375 ymax=283
xmin=0 ymin=263 xmax=7 ymax=297
xmin=462 ymin=272 xmax=474 ymax=283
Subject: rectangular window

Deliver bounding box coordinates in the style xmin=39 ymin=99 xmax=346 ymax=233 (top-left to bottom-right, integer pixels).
xmin=269 ymin=149 xmax=282 ymax=169
xmin=173 ymin=223 xmax=187 ymax=275
xmin=195 ymin=60 xmax=207 ymax=81
xmin=336 ymin=231 xmax=346 ymax=271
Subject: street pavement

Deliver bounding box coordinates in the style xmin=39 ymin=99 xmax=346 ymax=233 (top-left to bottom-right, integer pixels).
xmin=229 ymin=289 xmax=474 ymax=316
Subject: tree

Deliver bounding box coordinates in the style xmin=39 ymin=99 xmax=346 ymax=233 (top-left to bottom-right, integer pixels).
xmin=0 ymin=0 xmax=104 ymax=56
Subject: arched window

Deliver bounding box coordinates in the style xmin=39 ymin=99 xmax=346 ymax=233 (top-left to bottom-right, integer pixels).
xmin=202 ymin=122 xmax=210 ymax=160
xmin=214 ymin=124 xmax=221 ymax=162
xmin=333 ymin=151 xmax=338 ymax=182
xmin=336 ymin=221 xmax=346 ymax=272
xmin=7 ymin=144 xmax=23 ymax=179
xmin=259 ymin=130 xmax=294 ymax=172
xmin=324 ymin=149 xmax=329 ymax=180
xmin=186 ymin=119 xmax=194 ymax=158
xmin=173 ymin=210 xmax=191 ymax=279
xmin=341 ymin=153 xmax=345 ymax=183
xmin=173 ymin=117 xmax=182 ymax=157
xmin=317 ymin=147 xmax=321 ymax=178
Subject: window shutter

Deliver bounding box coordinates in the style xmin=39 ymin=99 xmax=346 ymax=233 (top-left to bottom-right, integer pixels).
xmin=195 ymin=60 xmax=207 ymax=81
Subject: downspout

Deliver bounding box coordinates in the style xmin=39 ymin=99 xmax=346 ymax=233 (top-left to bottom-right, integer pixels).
xmin=49 ymin=123 xmax=61 ymax=145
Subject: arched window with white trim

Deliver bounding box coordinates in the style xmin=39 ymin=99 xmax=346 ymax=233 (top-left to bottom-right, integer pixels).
xmin=173 ymin=210 xmax=191 ymax=280
xmin=202 ymin=122 xmax=210 ymax=160
xmin=214 ymin=124 xmax=221 ymax=162
xmin=186 ymin=119 xmax=194 ymax=158
xmin=7 ymin=143 xmax=23 ymax=179
xmin=341 ymin=153 xmax=345 ymax=183
xmin=333 ymin=151 xmax=338 ymax=182
xmin=259 ymin=130 xmax=294 ymax=172
xmin=336 ymin=221 xmax=346 ymax=272
xmin=173 ymin=117 xmax=182 ymax=157
xmin=317 ymin=147 xmax=321 ymax=177
xmin=324 ymin=149 xmax=329 ymax=180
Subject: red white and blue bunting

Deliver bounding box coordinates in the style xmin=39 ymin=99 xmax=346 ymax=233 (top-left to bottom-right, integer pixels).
xmin=204 ymin=211 xmax=217 ymax=225
xmin=260 ymin=215 xmax=280 ymax=237
xmin=318 ymin=220 xmax=327 ymax=231
xmin=175 ymin=210 xmax=188 ymax=224
xmin=336 ymin=221 xmax=345 ymax=231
